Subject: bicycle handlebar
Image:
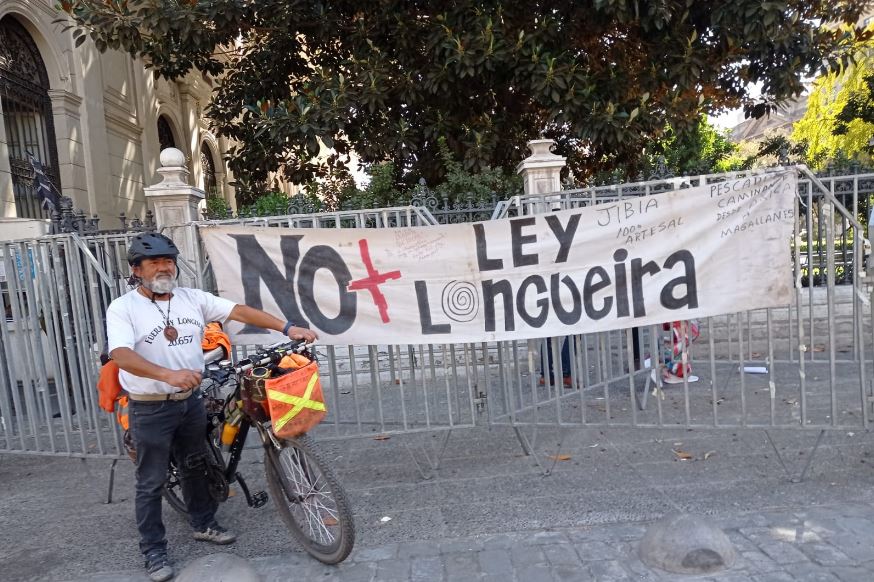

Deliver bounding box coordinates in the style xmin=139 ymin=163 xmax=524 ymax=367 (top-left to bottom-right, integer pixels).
xmin=204 ymin=340 xmax=311 ymax=378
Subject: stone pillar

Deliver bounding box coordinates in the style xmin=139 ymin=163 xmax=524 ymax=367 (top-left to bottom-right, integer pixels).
xmin=516 ymin=139 xmax=566 ymax=196
xmin=48 ymin=90 xmax=89 ymax=211
xmin=144 ymin=148 xmax=205 ymax=285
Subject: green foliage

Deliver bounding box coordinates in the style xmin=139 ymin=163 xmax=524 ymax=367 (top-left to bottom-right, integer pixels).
xmin=62 ymin=1 xmax=869 ymax=185
xmin=793 ymin=29 xmax=874 ymax=167
xmin=653 ymin=116 xmax=739 ymax=174
xmin=587 ymin=116 xmax=741 ymax=183
xmin=433 ymin=138 xmax=522 ymax=200
xmin=239 ymin=191 xmax=290 ymax=217
xmin=303 ymin=168 xmax=359 ymax=212
xmin=204 ymin=195 xmax=232 ymax=220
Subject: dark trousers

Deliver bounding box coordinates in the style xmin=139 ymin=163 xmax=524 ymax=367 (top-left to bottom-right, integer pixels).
xmin=129 ymin=396 xmax=217 ymax=557
xmin=544 ymin=337 xmax=572 ymax=380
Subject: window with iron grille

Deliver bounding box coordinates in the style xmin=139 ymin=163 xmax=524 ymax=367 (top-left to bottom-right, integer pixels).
xmin=200 ymin=142 xmax=219 ymax=197
xmin=0 ymin=16 xmax=61 ymax=219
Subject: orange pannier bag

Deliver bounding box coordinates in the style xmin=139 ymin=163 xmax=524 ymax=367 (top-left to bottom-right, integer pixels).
xmin=264 ymin=355 xmax=326 ymax=439
xmin=97 ymin=360 xmax=123 ymax=413
xmin=116 ymin=395 xmax=130 ymax=430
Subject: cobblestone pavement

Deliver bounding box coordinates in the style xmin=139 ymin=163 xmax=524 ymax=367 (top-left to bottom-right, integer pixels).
xmin=64 ymin=501 xmax=874 ymax=581
xmin=6 ymin=425 xmax=874 ymax=581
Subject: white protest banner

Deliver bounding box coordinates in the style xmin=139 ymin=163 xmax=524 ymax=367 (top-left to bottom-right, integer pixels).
xmin=201 ymin=170 xmax=796 ymax=346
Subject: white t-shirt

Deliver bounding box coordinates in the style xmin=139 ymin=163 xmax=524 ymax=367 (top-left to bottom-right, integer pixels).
xmin=106 ymin=287 xmax=237 ymax=395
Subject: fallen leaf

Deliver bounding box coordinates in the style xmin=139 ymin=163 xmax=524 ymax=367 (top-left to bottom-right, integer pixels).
xmin=373 ymin=435 xmax=391 ymax=441
xmin=323 ymin=517 xmax=338 ymax=526
xmin=672 ymin=449 xmax=693 ymax=461
xmin=380 ymin=516 xmax=392 ymax=523
xmin=703 ymin=451 xmax=716 ymax=460
xmin=547 ymin=454 xmax=572 ymax=461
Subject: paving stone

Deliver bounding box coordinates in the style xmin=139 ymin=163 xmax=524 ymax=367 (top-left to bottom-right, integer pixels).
xmin=781 ymin=562 xmax=842 ymax=582
xmin=353 ymin=544 xmax=399 ymax=562
xmin=510 ymin=545 xmax=548 ymax=568
xmin=739 ymin=528 xmax=811 ymax=565
xmin=480 ymin=531 xmax=539 ymax=549
xmin=587 ymin=560 xmax=630 ymax=581
xmin=543 ymin=543 xmax=583 ymax=567
xmin=824 ymin=533 xmax=874 ymax=563
xmin=440 ymin=539 xmax=484 ymax=553
xmin=552 ymin=564 xmax=595 ymax=582
xmin=703 ymin=573 xmax=755 ymax=582
xmin=530 ymin=531 xmax=572 ymax=545
xmin=397 ymin=540 xmax=442 ymax=558
xmin=477 ymin=548 xmax=513 ymax=574
xmin=515 ymin=563 xmax=557 ymax=582
xmin=751 ymin=572 xmax=795 ymax=582
xmin=574 ymin=541 xmax=621 ymax=561
xmin=829 ymin=566 xmax=874 ymax=582
xmin=411 ymin=556 xmax=444 ymax=582
xmin=444 ymin=551 xmax=481 ymax=578
xmin=799 ymin=543 xmax=854 ymax=567
xmin=737 ymin=550 xmax=784 ymax=573
xmin=374 ymin=558 xmax=411 ymax=582
xmin=329 ymin=561 xmax=377 ymax=582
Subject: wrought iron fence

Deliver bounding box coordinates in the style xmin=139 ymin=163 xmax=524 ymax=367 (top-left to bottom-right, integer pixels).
xmin=47 ymin=195 xmax=156 ymax=236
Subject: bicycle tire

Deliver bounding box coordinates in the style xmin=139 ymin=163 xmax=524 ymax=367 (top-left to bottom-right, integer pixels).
xmin=162 ymin=433 xmax=227 ymax=517
xmin=264 ymin=434 xmax=355 ymax=564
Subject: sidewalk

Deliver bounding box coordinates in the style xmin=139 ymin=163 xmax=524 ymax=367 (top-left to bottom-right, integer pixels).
xmin=4 ymin=425 xmax=874 ymax=581
xmin=62 ymin=501 xmax=874 ymax=582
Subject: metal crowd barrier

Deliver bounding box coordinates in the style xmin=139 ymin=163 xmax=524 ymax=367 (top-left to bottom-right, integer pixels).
xmin=1 ymin=168 xmax=872 ymax=464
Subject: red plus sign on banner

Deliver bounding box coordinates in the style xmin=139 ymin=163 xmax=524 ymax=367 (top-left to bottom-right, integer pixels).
xmin=348 ymin=239 xmax=402 ymax=323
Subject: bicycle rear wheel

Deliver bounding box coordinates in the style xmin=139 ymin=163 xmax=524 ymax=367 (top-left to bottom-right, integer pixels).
xmin=162 ymin=458 xmax=188 ymax=516
xmin=162 ymin=434 xmax=227 ymax=517
xmin=264 ymin=434 xmax=355 ymax=564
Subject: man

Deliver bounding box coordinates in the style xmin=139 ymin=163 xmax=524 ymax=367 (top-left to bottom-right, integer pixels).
xmin=106 ymin=232 xmax=317 ymax=582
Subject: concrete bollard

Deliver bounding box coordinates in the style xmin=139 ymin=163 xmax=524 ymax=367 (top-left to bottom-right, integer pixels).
xmin=175 ymin=552 xmax=261 ymax=582
xmin=638 ymin=514 xmax=735 ymax=575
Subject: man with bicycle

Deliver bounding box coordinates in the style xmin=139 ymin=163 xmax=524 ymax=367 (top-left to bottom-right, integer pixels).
xmin=106 ymin=232 xmax=317 ymax=582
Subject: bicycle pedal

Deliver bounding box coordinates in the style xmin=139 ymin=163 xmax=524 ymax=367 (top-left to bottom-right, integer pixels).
xmin=252 ymin=491 xmax=268 ymax=508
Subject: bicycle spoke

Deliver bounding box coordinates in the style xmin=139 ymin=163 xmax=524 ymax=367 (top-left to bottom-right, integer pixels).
xmin=278 ymin=447 xmax=339 ymax=545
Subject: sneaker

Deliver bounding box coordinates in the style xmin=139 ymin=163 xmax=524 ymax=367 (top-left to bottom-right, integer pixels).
xmin=145 ymin=553 xmax=173 ymax=582
xmin=193 ymin=524 xmax=236 ymax=545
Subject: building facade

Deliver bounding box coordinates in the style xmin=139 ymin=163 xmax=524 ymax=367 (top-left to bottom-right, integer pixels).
xmin=0 ymin=1 xmax=237 ymax=226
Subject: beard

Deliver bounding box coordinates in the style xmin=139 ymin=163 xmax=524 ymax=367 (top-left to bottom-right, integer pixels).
xmin=144 ymin=274 xmax=176 ymax=295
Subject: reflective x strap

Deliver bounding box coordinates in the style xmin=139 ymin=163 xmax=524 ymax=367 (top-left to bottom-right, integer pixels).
xmin=268 ymin=372 xmax=325 ymax=432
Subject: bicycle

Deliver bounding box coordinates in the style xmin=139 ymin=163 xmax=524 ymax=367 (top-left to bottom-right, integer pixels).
xmin=153 ymin=340 xmax=355 ymax=564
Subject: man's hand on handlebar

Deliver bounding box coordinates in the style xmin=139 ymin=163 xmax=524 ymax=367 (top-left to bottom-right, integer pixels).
xmin=287 ymin=326 xmax=318 ymax=343
xmin=163 ymin=369 xmax=203 ymax=390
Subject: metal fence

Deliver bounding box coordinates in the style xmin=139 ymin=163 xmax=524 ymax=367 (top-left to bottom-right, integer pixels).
xmin=486 ymin=166 xmax=874 ymax=435
xmin=1 ymin=166 xmax=872 ymax=464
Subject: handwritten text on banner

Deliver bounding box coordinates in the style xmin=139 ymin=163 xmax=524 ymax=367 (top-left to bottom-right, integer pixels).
xmin=201 ymin=170 xmax=796 ymax=345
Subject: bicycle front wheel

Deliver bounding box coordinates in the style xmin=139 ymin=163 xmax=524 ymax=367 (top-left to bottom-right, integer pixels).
xmin=264 ymin=434 xmax=355 ymax=564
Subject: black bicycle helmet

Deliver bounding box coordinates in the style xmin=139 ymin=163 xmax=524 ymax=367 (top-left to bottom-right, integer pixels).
xmin=127 ymin=232 xmax=180 ymax=265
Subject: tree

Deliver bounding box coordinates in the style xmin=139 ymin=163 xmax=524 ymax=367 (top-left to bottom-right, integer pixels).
xmin=62 ymin=1 xmax=870 ymax=186
xmin=793 ymin=31 xmax=874 ymax=167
